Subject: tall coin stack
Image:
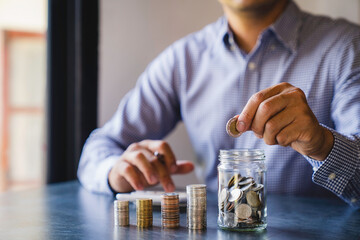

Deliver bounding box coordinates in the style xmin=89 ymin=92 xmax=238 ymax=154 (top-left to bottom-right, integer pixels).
xmin=136 ymin=198 xmax=153 ymax=228
xmin=186 ymin=184 xmax=207 ymax=230
xmin=161 ymin=193 xmax=180 ymax=228
xmin=114 ymin=200 xmax=129 ymax=226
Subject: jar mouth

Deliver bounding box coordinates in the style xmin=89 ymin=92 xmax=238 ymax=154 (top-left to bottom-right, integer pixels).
xmin=219 ymin=149 xmax=265 ymax=162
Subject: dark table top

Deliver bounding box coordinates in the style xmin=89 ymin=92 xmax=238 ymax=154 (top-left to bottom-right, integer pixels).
xmin=0 ymin=180 xmax=359 ymax=240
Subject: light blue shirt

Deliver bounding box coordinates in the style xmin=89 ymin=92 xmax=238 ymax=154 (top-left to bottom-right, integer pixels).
xmin=78 ymin=1 xmax=360 ymax=208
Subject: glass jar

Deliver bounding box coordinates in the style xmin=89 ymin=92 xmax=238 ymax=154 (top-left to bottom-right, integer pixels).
xmin=217 ymin=149 xmax=267 ymax=231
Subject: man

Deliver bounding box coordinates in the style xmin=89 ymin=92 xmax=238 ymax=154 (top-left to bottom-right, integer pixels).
xmin=78 ymin=0 xmax=360 ymax=208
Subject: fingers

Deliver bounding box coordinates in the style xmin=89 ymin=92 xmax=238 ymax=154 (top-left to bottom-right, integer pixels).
xmin=124 ymin=150 xmax=158 ymax=185
xmin=172 ymin=160 xmax=195 ymax=174
xmin=236 ymin=83 xmax=293 ymax=134
xmin=124 ymin=146 xmax=175 ymax=192
xmin=111 ymin=161 xmax=147 ymax=192
xmin=235 ymin=83 xmax=328 ymax=158
xmin=109 ymin=140 xmax=194 ymax=193
xmin=261 ymin=109 xmax=296 ymax=145
xmin=138 ymin=140 xmax=178 ymax=173
xmin=151 ymin=158 xmax=175 ymax=192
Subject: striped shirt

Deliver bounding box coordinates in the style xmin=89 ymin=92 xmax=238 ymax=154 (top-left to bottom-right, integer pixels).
xmin=78 ymin=1 xmax=360 ymax=208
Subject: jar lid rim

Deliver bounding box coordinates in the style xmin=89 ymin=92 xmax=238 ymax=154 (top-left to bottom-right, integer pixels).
xmin=219 ymin=148 xmax=264 ymax=154
xmin=219 ymin=149 xmax=265 ymax=161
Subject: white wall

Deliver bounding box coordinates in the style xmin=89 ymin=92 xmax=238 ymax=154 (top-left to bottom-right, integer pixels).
xmin=99 ymin=0 xmax=360 ymax=188
xmin=295 ymin=0 xmax=360 ymax=24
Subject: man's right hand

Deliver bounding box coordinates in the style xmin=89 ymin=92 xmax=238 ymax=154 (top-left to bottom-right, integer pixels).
xmin=108 ymin=140 xmax=194 ymax=193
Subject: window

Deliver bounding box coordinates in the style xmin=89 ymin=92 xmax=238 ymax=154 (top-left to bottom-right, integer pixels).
xmin=0 ymin=0 xmax=47 ymax=191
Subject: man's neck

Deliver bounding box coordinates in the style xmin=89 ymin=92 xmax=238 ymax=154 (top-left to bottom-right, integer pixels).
xmin=223 ymin=0 xmax=288 ymax=53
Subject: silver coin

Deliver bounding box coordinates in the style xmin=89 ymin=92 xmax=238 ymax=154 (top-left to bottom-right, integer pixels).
xmin=251 ymin=183 xmax=263 ymax=192
xmin=226 ymin=116 xmax=242 ymax=138
xmin=235 ymin=203 xmax=252 ymax=220
xmin=240 ymin=183 xmax=253 ymax=192
xmin=238 ymin=177 xmax=254 ymax=186
xmin=186 ymin=184 xmax=207 ymax=230
xmin=228 ymin=188 xmax=243 ymax=202
xmin=187 ymin=184 xmax=206 ymax=190
xmin=219 ymin=188 xmax=229 ymax=203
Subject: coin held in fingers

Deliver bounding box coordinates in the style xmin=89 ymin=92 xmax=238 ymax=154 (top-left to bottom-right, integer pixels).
xmin=226 ymin=116 xmax=242 ymax=138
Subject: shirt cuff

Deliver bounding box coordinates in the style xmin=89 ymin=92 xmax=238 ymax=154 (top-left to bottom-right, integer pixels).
xmin=303 ymin=126 xmax=358 ymax=196
xmin=82 ymin=155 xmax=120 ymax=195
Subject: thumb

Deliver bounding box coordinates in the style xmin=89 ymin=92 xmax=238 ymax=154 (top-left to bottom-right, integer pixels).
xmin=173 ymin=160 xmax=194 ymax=175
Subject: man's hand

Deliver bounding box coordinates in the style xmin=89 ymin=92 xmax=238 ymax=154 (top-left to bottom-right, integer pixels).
xmin=108 ymin=140 xmax=194 ymax=193
xmin=236 ymin=82 xmax=334 ymax=160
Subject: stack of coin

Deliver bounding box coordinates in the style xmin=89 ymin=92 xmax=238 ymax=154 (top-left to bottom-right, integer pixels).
xmin=161 ymin=192 xmax=180 ymax=228
xmin=114 ymin=200 xmax=129 ymax=226
xmin=136 ymin=199 xmax=153 ymax=228
xmin=186 ymin=184 xmax=207 ymax=230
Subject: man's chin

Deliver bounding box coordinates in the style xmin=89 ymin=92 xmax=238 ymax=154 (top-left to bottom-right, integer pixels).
xmin=219 ymin=0 xmax=283 ymax=13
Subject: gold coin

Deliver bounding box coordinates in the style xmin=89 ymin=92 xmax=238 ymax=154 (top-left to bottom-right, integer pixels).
xmin=246 ymin=191 xmax=261 ymax=207
xmin=226 ymin=116 xmax=241 ymax=138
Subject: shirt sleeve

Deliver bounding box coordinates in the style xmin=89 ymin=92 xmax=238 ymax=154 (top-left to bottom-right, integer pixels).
xmin=304 ymin=126 xmax=360 ymax=209
xmin=304 ymin=30 xmax=360 ymax=209
xmin=77 ymin=45 xmax=181 ymax=194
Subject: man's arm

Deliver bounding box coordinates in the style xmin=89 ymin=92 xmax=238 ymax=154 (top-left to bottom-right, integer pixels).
xmin=233 ymin=30 xmax=360 ymax=207
xmin=77 ymin=45 xmax=194 ymax=194
xmin=233 ymin=81 xmax=360 ymax=208
xmin=304 ymin=127 xmax=360 ymax=208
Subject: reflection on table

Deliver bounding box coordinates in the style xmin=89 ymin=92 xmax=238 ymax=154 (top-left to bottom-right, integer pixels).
xmin=0 ymin=181 xmax=359 ymax=240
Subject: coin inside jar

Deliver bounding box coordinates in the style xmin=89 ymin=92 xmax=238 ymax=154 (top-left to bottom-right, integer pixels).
xmin=228 ymin=188 xmax=243 ymax=202
xmin=246 ymin=191 xmax=261 ymax=208
xmin=227 ymin=173 xmax=242 ymax=188
xmin=235 ymin=203 xmax=252 ymax=220
xmin=225 ymin=201 xmax=235 ymax=212
xmin=226 ymin=116 xmax=242 ymax=138
xmin=251 ymin=183 xmax=264 ymax=192
xmin=238 ymin=177 xmax=254 ymax=186
xmin=219 ymin=188 xmax=229 ymax=203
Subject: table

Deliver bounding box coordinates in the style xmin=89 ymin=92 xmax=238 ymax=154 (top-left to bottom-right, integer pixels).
xmin=0 ymin=181 xmax=359 ymax=240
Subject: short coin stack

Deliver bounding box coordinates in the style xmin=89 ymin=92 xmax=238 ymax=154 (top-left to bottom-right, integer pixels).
xmin=114 ymin=200 xmax=129 ymax=226
xmin=186 ymin=184 xmax=207 ymax=230
xmin=161 ymin=193 xmax=180 ymax=228
xmin=136 ymin=198 xmax=153 ymax=228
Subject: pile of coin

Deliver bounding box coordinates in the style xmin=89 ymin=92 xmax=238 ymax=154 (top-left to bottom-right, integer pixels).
xmin=218 ymin=173 xmax=265 ymax=229
xmin=161 ymin=193 xmax=180 ymax=228
xmin=114 ymin=200 xmax=129 ymax=226
xmin=136 ymin=198 xmax=153 ymax=228
xmin=186 ymin=184 xmax=207 ymax=230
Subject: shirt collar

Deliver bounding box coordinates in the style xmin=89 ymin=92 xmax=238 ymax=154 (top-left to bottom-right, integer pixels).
xmin=269 ymin=0 xmax=302 ymax=53
xmin=217 ymin=0 xmax=303 ymax=54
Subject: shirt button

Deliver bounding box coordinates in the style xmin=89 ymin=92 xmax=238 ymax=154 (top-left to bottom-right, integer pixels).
xmin=270 ymin=45 xmax=276 ymax=51
xmin=328 ymin=173 xmax=336 ymax=180
xmin=351 ymin=198 xmax=357 ymax=203
xmin=248 ymin=62 xmax=256 ymax=70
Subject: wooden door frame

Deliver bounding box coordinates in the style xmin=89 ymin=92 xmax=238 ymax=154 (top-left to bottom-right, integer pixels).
xmin=1 ymin=30 xmax=45 ymax=190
